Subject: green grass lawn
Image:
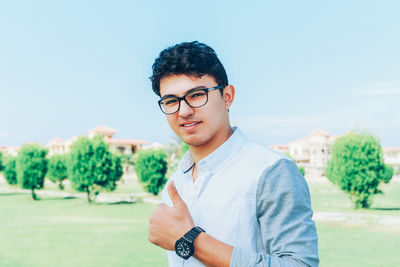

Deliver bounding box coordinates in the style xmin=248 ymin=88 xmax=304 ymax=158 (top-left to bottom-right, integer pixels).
xmin=0 ymin=193 xmax=167 ymax=267
xmin=310 ymin=180 xmax=400 ymax=266
xmin=318 ymin=222 xmax=400 ymax=267
xmin=1 ymin=178 xmax=399 ymax=266
xmin=309 ymin=180 xmax=400 ymax=215
xmin=42 ymin=177 xmax=147 ymax=195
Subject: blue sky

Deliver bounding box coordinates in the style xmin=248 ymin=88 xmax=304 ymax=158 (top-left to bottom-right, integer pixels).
xmin=1 ymin=0 xmax=399 ymax=147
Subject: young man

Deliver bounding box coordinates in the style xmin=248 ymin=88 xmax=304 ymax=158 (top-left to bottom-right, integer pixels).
xmin=148 ymin=41 xmax=319 ymax=267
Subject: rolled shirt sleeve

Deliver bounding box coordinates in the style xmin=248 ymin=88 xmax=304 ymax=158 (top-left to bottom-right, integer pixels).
xmin=230 ymin=159 xmax=319 ymax=267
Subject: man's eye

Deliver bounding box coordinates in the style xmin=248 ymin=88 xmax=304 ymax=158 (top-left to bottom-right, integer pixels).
xmin=164 ymin=99 xmax=178 ymax=105
xmin=189 ymin=92 xmax=206 ymax=99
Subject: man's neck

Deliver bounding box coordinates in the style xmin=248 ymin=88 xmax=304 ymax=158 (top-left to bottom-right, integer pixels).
xmin=189 ymin=126 xmax=234 ymax=167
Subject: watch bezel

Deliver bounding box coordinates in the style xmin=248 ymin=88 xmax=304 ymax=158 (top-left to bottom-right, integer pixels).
xmin=175 ymin=237 xmax=194 ymax=260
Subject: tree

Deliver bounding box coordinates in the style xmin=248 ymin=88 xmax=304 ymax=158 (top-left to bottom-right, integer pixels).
xmin=384 ymin=165 xmax=394 ymax=181
xmin=0 ymin=151 xmax=4 ymax=172
xmin=163 ymin=140 xmax=189 ymax=178
xmin=326 ymin=132 xmax=393 ymax=209
xmin=178 ymin=141 xmax=189 ymax=159
xmin=3 ymin=156 xmax=17 ymax=185
xmin=298 ymin=166 xmax=305 ymax=176
xmin=16 ymin=144 xmax=48 ymax=200
xmin=47 ymin=154 xmax=69 ymax=190
xmin=135 ymin=148 xmax=168 ymax=195
xmin=108 ymin=152 xmax=124 ymax=190
xmin=68 ymin=135 xmax=123 ymax=202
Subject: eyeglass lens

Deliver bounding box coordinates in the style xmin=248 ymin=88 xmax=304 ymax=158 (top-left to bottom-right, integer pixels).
xmin=160 ymin=89 xmax=208 ymax=114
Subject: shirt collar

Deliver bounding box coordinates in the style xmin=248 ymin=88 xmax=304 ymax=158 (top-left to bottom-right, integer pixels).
xmin=178 ymin=127 xmax=247 ymax=174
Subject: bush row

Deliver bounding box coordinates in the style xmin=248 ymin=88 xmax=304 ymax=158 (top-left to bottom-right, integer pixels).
xmin=0 ymin=135 xmax=124 ymax=202
xmin=0 ymin=135 xmax=180 ymax=202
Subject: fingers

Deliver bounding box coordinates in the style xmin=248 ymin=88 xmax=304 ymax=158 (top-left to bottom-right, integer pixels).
xmin=168 ymin=181 xmax=184 ymax=207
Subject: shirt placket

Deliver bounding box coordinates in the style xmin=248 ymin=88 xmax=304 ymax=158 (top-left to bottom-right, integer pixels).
xmin=183 ymin=163 xmax=212 ymax=219
xmin=183 ymin=168 xmax=211 ymax=267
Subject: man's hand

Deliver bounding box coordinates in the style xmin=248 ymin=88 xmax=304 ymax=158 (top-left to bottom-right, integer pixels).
xmin=148 ymin=181 xmax=194 ymax=250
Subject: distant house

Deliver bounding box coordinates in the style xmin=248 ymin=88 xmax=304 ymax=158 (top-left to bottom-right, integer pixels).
xmin=383 ymin=147 xmax=400 ymax=175
xmin=88 ymin=125 xmax=149 ymax=155
xmin=270 ymin=129 xmax=400 ymax=180
xmin=0 ymin=145 xmax=20 ymax=157
xmin=47 ymin=136 xmax=77 ymax=156
xmin=47 ymin=125 xmax=149 ymax=156
xmin=268 ymin=144 xmax=289 ymax=156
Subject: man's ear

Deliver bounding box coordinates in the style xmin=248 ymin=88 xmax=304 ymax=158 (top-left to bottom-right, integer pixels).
xmin=223 ymin=85 xmax=235 ymax=110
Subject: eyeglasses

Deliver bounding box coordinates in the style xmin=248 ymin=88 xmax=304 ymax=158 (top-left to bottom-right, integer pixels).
xmin=158 ymin=85 xmax=225 ymax=115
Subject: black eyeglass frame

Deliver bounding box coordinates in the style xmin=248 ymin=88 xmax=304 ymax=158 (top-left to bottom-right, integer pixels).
xmin=158 ymin=85 xmax=226 ymax=115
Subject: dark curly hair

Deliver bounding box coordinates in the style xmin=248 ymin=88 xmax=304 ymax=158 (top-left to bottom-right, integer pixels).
xmin=150 ymin=41 xmax=229 ymax=96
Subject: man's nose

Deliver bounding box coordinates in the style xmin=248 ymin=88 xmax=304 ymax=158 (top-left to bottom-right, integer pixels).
xmin=178 ymin=99 xmax=194 ymax=117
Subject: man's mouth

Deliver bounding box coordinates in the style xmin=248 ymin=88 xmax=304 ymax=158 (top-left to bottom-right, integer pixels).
xmin=180 ymin=121 xmax=201 ymax=127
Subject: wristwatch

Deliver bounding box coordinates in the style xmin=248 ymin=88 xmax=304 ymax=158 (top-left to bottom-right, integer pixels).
xmin=175 ymin=226 xmax=205 ymax=260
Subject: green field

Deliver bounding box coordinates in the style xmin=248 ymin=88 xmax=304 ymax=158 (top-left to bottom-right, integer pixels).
xmin=310 ymin=180 xmax=400 ymax=215
xmin=1 ymin=178 xmax=399 ymax=266
xmin=0 ymin=194 xmax=166 ymax=267
xmin=311 ymin=180 xmax=400 ymax=266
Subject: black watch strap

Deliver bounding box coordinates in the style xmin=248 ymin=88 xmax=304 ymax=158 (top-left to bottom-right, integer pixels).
xmin=184 ymin=226 xmax=205 ymax=243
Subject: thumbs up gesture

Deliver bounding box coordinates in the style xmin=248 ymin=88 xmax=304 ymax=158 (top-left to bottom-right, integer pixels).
xmin=148 ymin=181 xmax=194 ymax=250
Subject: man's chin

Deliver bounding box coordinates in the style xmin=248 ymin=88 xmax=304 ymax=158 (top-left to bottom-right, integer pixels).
xmin=181 ymin=136 xmax=207 ymax=148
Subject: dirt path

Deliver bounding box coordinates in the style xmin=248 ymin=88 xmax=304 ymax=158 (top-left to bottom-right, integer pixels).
xmin=313 ymin=211 xmax=400 ymax=226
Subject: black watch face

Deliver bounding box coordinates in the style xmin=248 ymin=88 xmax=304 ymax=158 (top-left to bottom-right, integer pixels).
xmin=175 ymin=239 xmax=194 ymax=260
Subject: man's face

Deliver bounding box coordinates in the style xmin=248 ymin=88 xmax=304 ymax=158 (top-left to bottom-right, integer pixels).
xmin=159 ymin=74 xmax=233 ymax=148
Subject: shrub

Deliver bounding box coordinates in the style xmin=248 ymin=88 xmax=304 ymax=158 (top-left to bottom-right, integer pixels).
xmin=3 ymin=156 xmax=17 ymax=185
xmin=109 ymin=152 xmax=124 ymax=190
xmin=0 ymin=151 xmax=3 ymax=172
xmin=48 ymin=154 xmax=69 ymax=190
xmin=298 ymin=166 xmax=305 ymax=176
xmin=178 ymin=141 xmax=189 ymax=159
xmin=326 ymin=132 xmax=393 ymax=209
xmin=68 ymin=135 xmax=123 ymax=202
xmin=164 ymin=140 xmax=190 ymax=179
xmin=16 ymin=143 xmax=48 ymax=200
xmin=135 ymin=149 xmax=168 ymax=195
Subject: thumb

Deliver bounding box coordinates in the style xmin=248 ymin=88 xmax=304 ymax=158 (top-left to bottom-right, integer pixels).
xmin=168 ymin=181 xmax=185 ymax=207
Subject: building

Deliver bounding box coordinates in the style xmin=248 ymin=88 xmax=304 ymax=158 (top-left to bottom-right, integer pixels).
xmin=47 ymin=125 xmax=149 ymax=156
xmin=268 ymin=144 xmax=289 ymax=155
xmin=0 ymin=145 xmax=20 ymax=157
xmin=383 ymin=147 xmax=400 ymax=175
xmin=47 ymin=136 xmax=77 ymax=155
xmin=270 ymin=129 xmax=400 ymax=180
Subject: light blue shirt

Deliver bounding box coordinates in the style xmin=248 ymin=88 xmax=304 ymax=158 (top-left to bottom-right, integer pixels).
xmin=162 ymin=128 xmax=319 ymax=266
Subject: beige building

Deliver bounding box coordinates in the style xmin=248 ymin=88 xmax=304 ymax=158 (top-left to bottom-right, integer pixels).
xmin=270 ymin=129 xmax=400 ymax=180
xmin=0 ymin=145 xmax=20 ymax=157
xmin=47 ymin=125 xmax=149 ymax=156
xmin=0 ymin=126 xmax=148 ymax=174
xmin=47 ymin=136 xmax=77 ymax=155
xmin=383 ymin=147 xmax=400 ymax=175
